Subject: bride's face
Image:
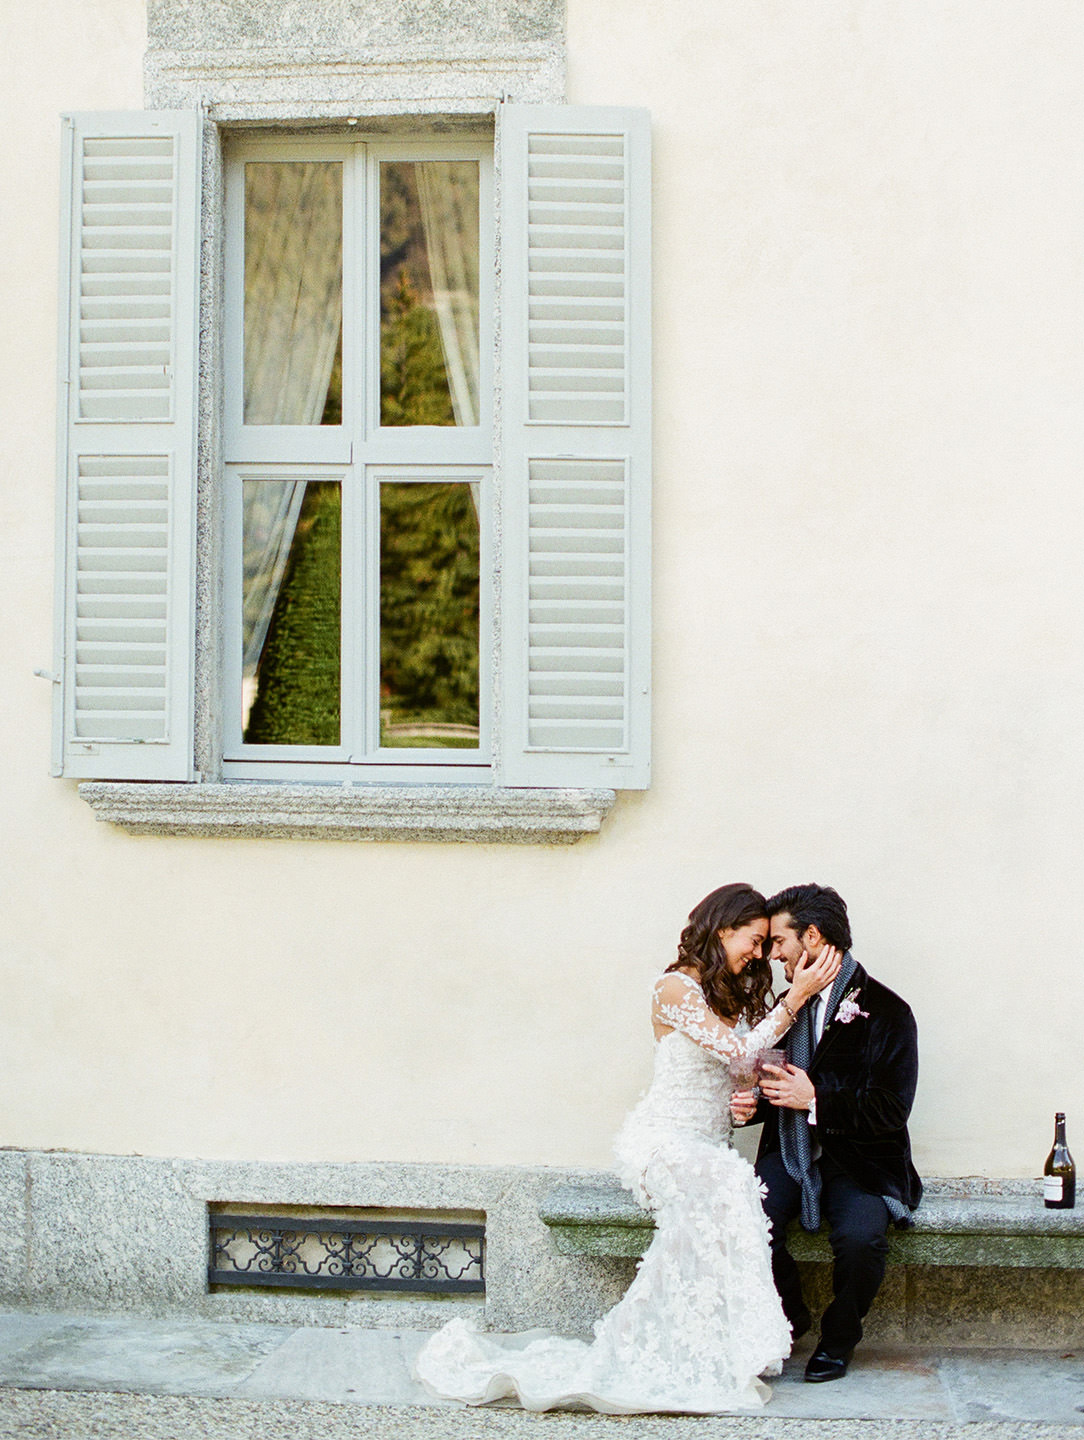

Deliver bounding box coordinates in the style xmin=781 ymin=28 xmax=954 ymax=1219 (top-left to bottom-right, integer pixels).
xmin=717 ymin=918 xmax=769 ymax=975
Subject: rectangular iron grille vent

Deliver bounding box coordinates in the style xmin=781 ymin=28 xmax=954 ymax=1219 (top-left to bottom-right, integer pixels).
xmin=209 ymin=1212 xmax=485 ymax=1294
xmin=73 ymin=455 xmax=170 ymax=741
xmin=526 ymin=131 xmax=627 ymax=425
xmin=78 ymin=135 xmax=176 ymax=422
xmin=527 ymin=458 xmax=627 ymax=751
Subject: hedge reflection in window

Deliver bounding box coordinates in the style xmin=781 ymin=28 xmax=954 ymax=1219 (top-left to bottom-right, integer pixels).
xmin=241 ymin=480 xmax=341 ymax=746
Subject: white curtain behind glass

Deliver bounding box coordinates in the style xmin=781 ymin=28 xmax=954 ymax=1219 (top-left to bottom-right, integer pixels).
xmin=241 ymin=163 xmax=342 ymax=692
xmin=416 ymin=162 xmax=480 ymax=428
xmin=243 ymin=162 xmax=343 ymax=426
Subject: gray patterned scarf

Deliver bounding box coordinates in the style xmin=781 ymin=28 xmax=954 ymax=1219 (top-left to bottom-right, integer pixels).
xmin=778 ymin=950 xmax=857 ymax=1232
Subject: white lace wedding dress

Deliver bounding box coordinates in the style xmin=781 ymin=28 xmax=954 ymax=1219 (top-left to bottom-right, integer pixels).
xmin=413 ymin=970 xmax=794 ymax=1414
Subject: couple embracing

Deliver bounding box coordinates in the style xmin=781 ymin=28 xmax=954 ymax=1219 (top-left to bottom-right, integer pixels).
xmin=416 ymin=882 xmax=921 ymax=1414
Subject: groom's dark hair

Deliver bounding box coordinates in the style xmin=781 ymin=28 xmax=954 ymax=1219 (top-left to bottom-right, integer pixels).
xmin=766 ymin=884 xmax=852 ymax=951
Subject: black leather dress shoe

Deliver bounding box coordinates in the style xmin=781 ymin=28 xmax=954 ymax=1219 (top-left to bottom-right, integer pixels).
xmin=804 ymin=1348 xmax=853 ymax=1382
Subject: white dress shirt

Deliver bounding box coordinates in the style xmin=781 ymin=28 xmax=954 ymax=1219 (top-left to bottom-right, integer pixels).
xmin=812 ymin=992 xmax=828 ymax=1047
xmin=807 ymin=993 xmax=826 ymax=1127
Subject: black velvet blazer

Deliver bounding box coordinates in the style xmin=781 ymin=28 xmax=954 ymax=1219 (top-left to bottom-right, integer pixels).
xmin=756 ymin=961 xmax=923 ymax=1215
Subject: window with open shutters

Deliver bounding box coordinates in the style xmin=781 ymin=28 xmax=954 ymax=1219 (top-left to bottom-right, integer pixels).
xmin=53 ymin=105 xmax=651 ymax=798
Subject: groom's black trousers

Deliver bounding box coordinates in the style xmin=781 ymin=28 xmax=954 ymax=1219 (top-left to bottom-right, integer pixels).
xmin=756 ymin=1149 xmax=890 ymax=1359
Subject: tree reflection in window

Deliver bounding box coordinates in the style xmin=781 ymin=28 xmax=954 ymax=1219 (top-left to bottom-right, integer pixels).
xmin=380 ymin=161 xmax=479 ymax=428
xmin=379 ymin=482 xmax=479 ymax=748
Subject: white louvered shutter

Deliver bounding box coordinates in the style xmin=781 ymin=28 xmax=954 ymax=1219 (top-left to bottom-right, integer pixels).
xmin=498 ymin=106 xmax=651 ymax=789
xmin=53 ymin=112 xmax=201 ymax=780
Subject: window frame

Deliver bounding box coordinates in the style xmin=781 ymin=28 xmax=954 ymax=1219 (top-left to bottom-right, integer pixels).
xmin=220 ymin=131 xmax=495 ymax=780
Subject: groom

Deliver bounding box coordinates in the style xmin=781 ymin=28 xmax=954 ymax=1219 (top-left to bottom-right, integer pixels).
xmin=731 ymin=884 xmax=922 ymax=1383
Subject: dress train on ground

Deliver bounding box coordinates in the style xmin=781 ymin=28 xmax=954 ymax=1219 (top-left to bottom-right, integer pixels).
xmin=414 ymin=973 xmax=797 ymax=1415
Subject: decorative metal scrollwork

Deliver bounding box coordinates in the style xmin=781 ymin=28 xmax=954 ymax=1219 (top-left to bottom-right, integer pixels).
xmin=208 ymin=1213 xmax=485 ymax=1293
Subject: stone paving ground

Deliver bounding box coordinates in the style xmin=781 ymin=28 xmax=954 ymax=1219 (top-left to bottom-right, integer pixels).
xmin=0 ymin=1312 xmax=1080 ymax=1439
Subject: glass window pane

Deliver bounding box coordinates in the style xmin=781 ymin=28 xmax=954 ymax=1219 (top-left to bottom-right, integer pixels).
xmin=241 ymin=480 xmax=341 ymax=745
xmin=379 ymin=482 xmax=480 ymax=748
xmin=244 ymin=162 xmax=343 ymax=425
xmin=380 ymin=161 xmax=480 ymax=428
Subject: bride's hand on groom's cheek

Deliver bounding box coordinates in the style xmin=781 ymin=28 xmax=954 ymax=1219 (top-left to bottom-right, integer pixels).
xmin=808 ymin=945 xmax=842 ymax=991
xmin=790 ymin=946 xmax=842 ymax=1001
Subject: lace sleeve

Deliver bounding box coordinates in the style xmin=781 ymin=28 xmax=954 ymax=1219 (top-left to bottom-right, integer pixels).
xmin=652 ymin=971 xmax=793 ymax=1063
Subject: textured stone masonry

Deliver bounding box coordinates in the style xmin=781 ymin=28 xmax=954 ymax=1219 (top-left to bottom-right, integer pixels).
xmin=1 ymin=1151 xmax=1082 ymax=1347
xmin=78 ymin=783 xmax=616 ymax=843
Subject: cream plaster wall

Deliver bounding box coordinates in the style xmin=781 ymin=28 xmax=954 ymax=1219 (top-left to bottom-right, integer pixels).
xmin=2 ymin=0 xmax=1082 ymax=1178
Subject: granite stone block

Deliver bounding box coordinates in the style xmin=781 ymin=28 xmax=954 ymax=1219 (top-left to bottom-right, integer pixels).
xmin=146 ymin=0 xmax=563 ymax=54
xmin=795 ymin=1262 xmax=910 ymax=1347
xmin=785 ymin=1262 xmax=1084 ymax=1349
xmin=27 ymin=1154 xmax=206 ymax=1314
xmin=79 ymin=784 xmax=615 ymax=845
xmin=143 ymin=0 xmax=565 ymax=113
xmin=193 ymin=117 xmax=225 ymax=783
xmin=901 ymin=1266 xmax=1084 ymax=1347
xmin=0 ymin=1152 xmax=29 ymax=1304
xmin=478 ymin=1168 xmax=637 ymax=1334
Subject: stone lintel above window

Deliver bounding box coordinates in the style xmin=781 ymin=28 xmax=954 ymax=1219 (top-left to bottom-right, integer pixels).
xmin=144 ymin=0 xmax=566 ymax=112
xmin=78 ymin=782 xmax=615 ymax=843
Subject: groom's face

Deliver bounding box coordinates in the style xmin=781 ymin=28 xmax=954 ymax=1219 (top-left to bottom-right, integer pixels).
xmin=769 ymin=913 xmax=815 ymax=981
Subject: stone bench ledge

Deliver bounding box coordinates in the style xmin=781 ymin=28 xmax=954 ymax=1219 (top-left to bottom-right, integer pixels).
xmin=540 ymin=1178 xmax=1084 ymax=1267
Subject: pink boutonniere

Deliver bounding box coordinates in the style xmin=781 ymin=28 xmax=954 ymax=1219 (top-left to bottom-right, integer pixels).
xmin=834 ymin=988 xmax=869 ymax=1025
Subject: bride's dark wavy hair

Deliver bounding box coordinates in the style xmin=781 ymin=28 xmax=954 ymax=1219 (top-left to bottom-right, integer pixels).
xmin=666 ymin=883 xmax=774 ymax=1024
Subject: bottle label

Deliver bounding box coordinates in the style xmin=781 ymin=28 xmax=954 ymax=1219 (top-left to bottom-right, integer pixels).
xmin=1044 ymin=1176 xmax=1064 ymax=1201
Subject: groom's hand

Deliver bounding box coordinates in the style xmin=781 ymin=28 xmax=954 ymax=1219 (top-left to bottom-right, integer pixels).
xmin=730 ymin=1088 xmax=759 ymax=1125
xmin=760 ymin=1063 xmax=815 ymax=1111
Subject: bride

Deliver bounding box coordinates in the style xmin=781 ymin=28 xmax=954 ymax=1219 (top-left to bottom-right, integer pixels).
xmin=414 ymin=882 xmax=841 ymax=1415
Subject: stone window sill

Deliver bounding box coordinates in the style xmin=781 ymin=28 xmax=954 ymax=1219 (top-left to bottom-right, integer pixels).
xmin=78 ymin=782 xmax=616 ymax=844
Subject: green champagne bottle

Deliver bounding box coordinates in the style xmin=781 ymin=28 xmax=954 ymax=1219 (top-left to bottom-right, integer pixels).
xmin=1043 ymin=1113 xmax=1076 ymax=1209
